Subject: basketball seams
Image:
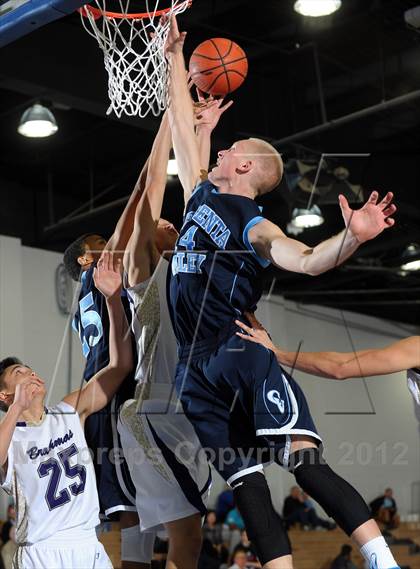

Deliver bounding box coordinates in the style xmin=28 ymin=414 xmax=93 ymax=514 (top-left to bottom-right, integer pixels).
xmin=209 ymin=38 xmax=231 ymax=93
xmin=190 ymin=56 xmax=248 ymax=76
xmin=220 ymin=39 xmax=234 ymax=60
xmin=196 ymin=70 xmax=247 ymax=95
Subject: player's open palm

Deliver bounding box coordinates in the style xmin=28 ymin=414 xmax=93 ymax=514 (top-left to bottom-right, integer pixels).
xmin=93 ymin=251 xmax=122 ymax=300
xmin=194 ymin=88 xmax=234 ymax=131
xmin=339 ymin=191 xmax=396 ymax=243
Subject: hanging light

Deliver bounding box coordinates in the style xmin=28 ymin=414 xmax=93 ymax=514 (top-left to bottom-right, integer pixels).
xmin=400 ymin=243 xmax=420 ymax=272
xmin=294 ymin=0 xmax=342 ymax=18
xmin=291 ymin=205 xmax=324 ymax=228
xmin=167 ymin=158 xmax=178 ymax=176
xmin=18 ymin=103 xmax=58 ymax=138
xmin=167 ymin=149 xmax=178 ymax=176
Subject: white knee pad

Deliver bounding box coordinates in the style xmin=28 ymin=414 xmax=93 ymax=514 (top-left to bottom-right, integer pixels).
xmin=121 ymin=525 xmax=156 ymax=563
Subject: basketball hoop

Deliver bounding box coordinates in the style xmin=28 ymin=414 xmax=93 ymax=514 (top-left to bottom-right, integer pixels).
xmin=80 ymin=0 xmax=191 ymax=118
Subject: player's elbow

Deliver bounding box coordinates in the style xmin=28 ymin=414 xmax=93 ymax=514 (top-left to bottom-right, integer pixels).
xmin=330 ymin=363 xmax=350 ymax=380
xmin=109 ymin=357 xmax=133 ymax=377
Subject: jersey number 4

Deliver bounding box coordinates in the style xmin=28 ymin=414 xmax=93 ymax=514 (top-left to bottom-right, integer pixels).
xmin=38 ymin=444 xmax=87 ymax=511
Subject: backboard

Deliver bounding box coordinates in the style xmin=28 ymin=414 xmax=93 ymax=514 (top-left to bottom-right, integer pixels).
xmin=0 ymin=0 xmax=85 ymax=47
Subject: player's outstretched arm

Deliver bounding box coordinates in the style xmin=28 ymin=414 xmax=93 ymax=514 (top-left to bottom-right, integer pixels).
xmin=126 ymin=111 xmax=172 ymax=286
xmin=0 ymin=377 xmax=44 ymax=469
xmin=236 ymin=314 xmax=420 ymax=380
xmin=249 ymin=192 xmax=396 ymax=275
xmin=64 ymin=252 xmax=133 ymax=421
xmin=165 ymin=15 xmax=203 ymax=203
xmin=102 ymin=158 xmax=149 ymax=257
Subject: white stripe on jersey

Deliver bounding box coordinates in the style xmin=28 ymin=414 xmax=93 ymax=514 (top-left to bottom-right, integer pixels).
xmin=0 ymin=401 xmax=100 ymax=545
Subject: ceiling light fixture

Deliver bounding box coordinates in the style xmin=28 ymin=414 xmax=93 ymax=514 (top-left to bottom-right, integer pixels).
xmin=400 ymin=243 xmax=420 ymax=271
xmin=18 ymin=103 xmax=58 ymax=138
xmin=294 ymin=0 xmax=342 ymax=18
xmin=291 ymin=205 xmax=324 ymax=228
xmin=167 ymin=158 xmax=178 ymax=176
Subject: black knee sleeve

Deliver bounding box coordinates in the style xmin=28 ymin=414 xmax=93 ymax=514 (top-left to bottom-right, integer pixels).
xmin=290 ymin=448 xmax=371 ymax=536
xmin=231 ymin=472 xmax=291 ymax=565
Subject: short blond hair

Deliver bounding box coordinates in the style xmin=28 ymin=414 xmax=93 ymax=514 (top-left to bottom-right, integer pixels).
xmin=247 ymin=138 xmax=284 ymax=196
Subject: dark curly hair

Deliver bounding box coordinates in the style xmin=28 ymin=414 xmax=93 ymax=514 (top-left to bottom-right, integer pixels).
xmin=0 ymin=356 xmax=23 ymax=412
xmin=63 ymin=234 xmax=96 ymax=281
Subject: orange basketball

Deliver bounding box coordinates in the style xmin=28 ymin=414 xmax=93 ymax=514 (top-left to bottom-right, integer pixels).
xmin=189 ymin=38 xmax=248 ymax=96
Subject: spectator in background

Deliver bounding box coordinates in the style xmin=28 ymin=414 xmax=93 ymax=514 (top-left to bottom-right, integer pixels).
xmin=231 ymin=530 xmax=258 ymax=565
xmin=203 ymin=510 xmax=230 ymax=566
xmin=203 ymin=510 xmax=229 ymax=546
xmin=302 ymin=492 xmax=336 ymax=530
xmin=226 ymin=506 xmax=246 ymax=553
xmin=283 ymin=487 xmax=334 ymax=530
xmin=330 ymin=544 xmax=357 ymax=569
xmin=0 ymin=505 xmax=15 ymax=545
xmin=283 ymin=486 xmax=308 ymax=529
xmin=370 ymin=488 xmax=400 ymax=529
xmin=198 ymin=539 xmax=222 ymax=569
xmin=216 ymin=486 xmax=235 ymax=523
xmin=1 ymin=505 xmax=17 ymax=569
xmin=228 ymin=549 xmax=248 ymax=569
xmin=226 ymin=507 xmax=245 ymax=532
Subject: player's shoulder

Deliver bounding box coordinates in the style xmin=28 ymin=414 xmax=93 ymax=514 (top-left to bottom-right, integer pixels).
xmin=191 ymin=177 xmax=217 ymax=199
xmin=79 ymin=264 xmax=96 ymax=292
xmin=48 ymin=400 xmax=79 ymax=416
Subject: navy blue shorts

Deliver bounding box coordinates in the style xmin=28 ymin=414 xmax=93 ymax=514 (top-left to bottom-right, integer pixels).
xmin=175 ymin=333 xmax=322 ymax=485
xmin=85 ymin=374 xmax=137 ymax=518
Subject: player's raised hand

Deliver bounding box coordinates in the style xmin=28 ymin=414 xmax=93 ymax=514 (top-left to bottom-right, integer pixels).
xmin=164 ymin=14 xmax=187 ymax=56
xmin=93 ymin=251 xmax=122 ymax=300
xmin=194 ymin=88 xmax=234 ymax=131
xmin=235 ymin=312 xmax=276 ymax=352
xmin=339 ymin=191 xmax=396 ymax=243
xmin=12 ymin=376 xmax=44 ymax=412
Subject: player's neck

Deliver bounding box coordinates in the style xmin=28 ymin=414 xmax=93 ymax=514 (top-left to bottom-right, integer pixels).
xmin=217 ymin=178 xmax=257 ymax=199
xmin=20 ymin=399 xmax=46 ymax=425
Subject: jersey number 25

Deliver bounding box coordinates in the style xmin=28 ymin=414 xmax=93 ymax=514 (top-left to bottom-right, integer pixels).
xmin=38 ymin=444 xmax=87 ymax=511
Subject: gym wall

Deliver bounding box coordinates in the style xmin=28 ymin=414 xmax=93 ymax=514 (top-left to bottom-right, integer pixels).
xmin=1 ymin=235 xmax=419 ymax=520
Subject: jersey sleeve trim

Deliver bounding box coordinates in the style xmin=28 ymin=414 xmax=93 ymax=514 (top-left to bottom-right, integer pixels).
xmin=55 ymin=400 xmax=80 ymax=415
xmin=0 ymin=445 xmax=14 ymax=493
xmin=243 ymin=216 xmax=271 ymax=268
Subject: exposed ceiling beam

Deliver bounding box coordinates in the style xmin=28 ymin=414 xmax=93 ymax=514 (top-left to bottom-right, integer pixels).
xmin=270 ymin=89 xmax=420 ymax=147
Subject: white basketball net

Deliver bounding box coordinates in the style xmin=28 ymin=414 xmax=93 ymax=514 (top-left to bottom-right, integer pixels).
xmin=80 ymin=0 xmax=190 ymax=118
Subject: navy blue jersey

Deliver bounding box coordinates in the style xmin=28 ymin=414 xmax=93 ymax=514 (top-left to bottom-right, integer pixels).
xmin=73 ymin=264 xmax=132 ymax=381
xmin=169 ymin=179 xmax=270 ymax=347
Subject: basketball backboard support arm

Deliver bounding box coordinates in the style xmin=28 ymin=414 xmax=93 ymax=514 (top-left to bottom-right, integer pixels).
xmin=0 ymin=0 xmax=85 ymax=47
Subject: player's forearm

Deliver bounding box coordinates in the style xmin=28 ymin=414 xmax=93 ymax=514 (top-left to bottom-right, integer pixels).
xmin=271 ymin=228 xmax=360 ymax=276
xmin=168 ymin=52 xmax=194 ymax=129
xmin=196 ymin=126 xmax=212 ymax=172
xmin=303 ymin=229 xmax=360 ymax=275
xmin=275 ymin=348 xmax=355 ymax=379
xmin=276 ymin=346 xmax=402 ymax=380
xmin=144 ymin=112 xmax=172 ymax=219
xmin=0 ymin=404 xmax=21 ymax=467
xmin=105 ymin=160 xmax=149 ymax=254
xmin=78 ymin=297 xmax=133 ymax=415
xmin=107 ymin=296 xmax=132 ymax=372
xmin=168 ymin=52 xmax=201 ymax=197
